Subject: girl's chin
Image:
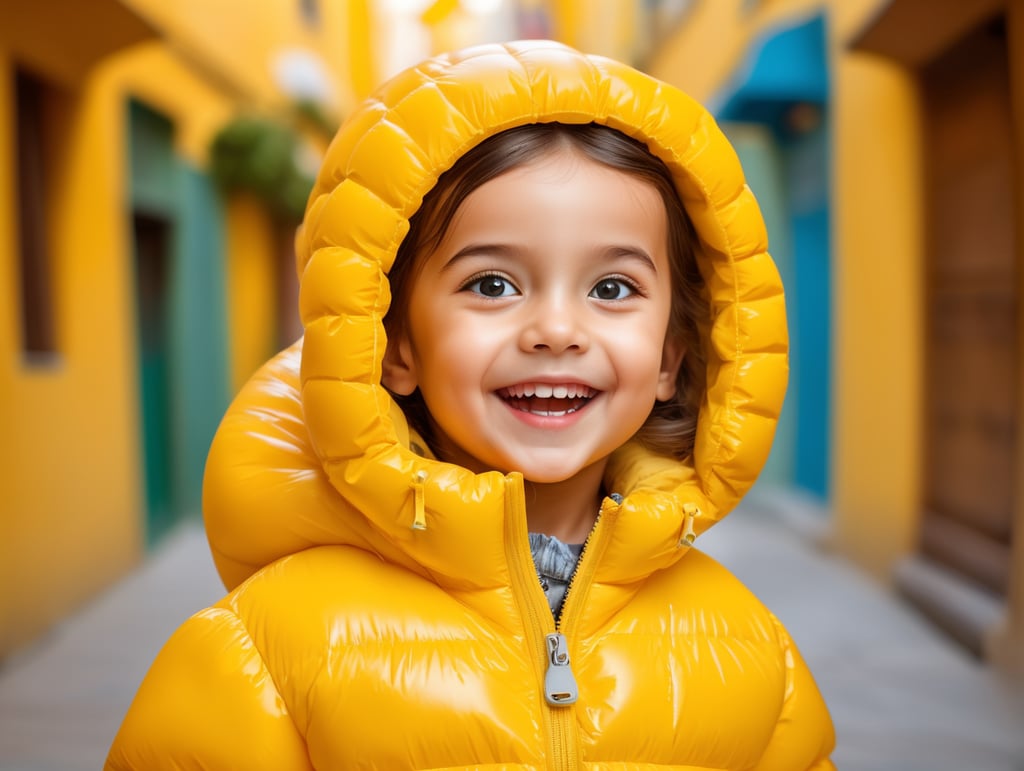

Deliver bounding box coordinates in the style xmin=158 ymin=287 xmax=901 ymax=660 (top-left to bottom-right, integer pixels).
xmin=519 ymin=469 xmax=586 ymax=485
xmin=431 ymin=431 xmax=610 ymax=482
xmin=504 ymin=456 xmax=608 ymax=486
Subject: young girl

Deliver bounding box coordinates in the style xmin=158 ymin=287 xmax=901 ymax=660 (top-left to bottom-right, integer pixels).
xmin=107 ymin=40 xmax=835 ymax=770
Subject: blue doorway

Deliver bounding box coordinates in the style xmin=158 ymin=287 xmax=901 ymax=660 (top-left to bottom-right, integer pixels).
xmin=712 ymin=12 xmax=832 ymax=500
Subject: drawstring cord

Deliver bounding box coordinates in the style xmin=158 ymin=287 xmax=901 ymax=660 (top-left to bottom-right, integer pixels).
xmin=411 ymin=470 xmax=428 ymax=530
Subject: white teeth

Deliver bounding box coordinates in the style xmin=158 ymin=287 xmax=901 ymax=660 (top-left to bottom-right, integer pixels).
xmin=500 ymin=383 xmax=595 ymax=399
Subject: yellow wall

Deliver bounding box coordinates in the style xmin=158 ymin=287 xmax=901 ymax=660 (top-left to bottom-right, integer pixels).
xmin=123 ymin=0 xmax=357 ymax=117
xmin=830 ymin=0 xmax=924 ymax=575
xmin=550 ymin=0 xmax=639 ymax=63
xmin=0 ymin=37 xmax=241 ymax=656
xmin=0 ymin=46 xmax=142 ymax=657
xmin=347 ymin=0 xmax=377 ymax=99
xmin=0 ymin=0 xmax=357 ymax=658
xmin=226 ymin=195 xmax=281 ymax=392
xmin=647 ymin=0 xmax=925 ymax=578
xmin=109 ymin=43 xmax=235 ymax=165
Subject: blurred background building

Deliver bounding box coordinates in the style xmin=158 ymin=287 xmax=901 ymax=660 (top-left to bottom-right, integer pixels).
xmin=2 ymin=0 xmax=1021 ymax=678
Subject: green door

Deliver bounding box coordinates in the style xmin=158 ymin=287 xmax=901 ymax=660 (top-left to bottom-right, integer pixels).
xmin=128 ymin=102 xmax=179 ymax=546
xmin=128 ymin=99 xmax=230 ymax=546
xmin=131 ymin=212 xmax=175 ymax=542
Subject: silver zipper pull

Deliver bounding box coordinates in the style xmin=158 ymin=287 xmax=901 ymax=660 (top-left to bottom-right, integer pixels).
xmin=544 ymin=633 xmax=578 ymax=706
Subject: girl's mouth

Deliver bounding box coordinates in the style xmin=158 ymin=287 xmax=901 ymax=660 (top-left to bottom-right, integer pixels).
xmin=495 ymin=383 xmax=598 ymax=417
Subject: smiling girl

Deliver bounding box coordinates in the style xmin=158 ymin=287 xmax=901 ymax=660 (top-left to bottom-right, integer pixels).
xmin=382 ymin=123 xmax=700 ymax=543
xmin=107 ymin=42 xmax=835 ymax=770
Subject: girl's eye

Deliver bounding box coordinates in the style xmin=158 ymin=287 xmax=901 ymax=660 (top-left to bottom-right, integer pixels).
xmin=590 ymin=278 xmax=637 ymax=301
xmin=463 ymin=274 xmax=518 ymax=298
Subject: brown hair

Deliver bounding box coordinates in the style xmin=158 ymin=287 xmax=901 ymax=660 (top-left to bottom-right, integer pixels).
xmin=385 ymin=122 xmax=707 ymax=460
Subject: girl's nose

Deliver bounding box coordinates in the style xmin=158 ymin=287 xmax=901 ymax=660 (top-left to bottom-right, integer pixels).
xmin=519 ymin=299 xmax=589 ymax=354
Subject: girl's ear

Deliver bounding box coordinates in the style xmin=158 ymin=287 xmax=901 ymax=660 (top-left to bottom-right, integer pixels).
xmin=656 ymin=337 xmax=686 ymax=402
xmin=382 ymin=332 xmax=419 ymax=396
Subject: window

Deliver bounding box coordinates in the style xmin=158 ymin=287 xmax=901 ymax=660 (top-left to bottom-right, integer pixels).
xmin=14 ymin=66 xmax=58 ymax=358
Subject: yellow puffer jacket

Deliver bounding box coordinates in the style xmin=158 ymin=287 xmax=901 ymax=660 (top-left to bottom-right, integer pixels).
xmin=107 ymin=41 xmax=835 ymax=770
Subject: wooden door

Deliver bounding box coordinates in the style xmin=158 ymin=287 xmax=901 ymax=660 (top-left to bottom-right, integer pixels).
xmin=921 ymin=17 xmax=1017 ymax=596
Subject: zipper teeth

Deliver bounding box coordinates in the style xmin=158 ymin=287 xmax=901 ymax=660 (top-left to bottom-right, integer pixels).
xmin=503 ymin=477 xmax=562 ymax=766
xmin=505 ymin=480 xmax=619 ymax=771
xmin=504 ymin=478 xmax=555 ymax=636
xmin=550 ymin=497 xmax=618 ymax=771
xmin=556 ymin=498 xmax=614 ymax=635
xmin=555 ymin=532 xmax=589 ymax=635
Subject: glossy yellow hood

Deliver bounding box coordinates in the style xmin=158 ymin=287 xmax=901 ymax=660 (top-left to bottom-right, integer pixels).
xmin=203 ymin=40 xmax=787 ymax=591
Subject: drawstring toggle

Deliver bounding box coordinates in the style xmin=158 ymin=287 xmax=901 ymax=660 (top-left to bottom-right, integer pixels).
xmin=679 ymin=503 xmax=700 ymax=547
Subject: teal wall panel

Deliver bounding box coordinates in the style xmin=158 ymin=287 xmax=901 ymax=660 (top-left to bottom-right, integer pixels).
xmin=783 ymin=123 xmax=831 ymax=498
xmin=128 ymin=101 xmax=179 ymax=544
xmin=170 ymin=166 xmax=230 ymax=517
xmin=129 ymin=101 xmax=177 ymax=216
xmin=725 ymin=123 xmax=796 ymax=490
xmin=128 ymin=99 xmax=230 ymax=545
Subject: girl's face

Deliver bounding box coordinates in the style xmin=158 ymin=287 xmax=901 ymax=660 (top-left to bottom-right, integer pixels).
xmin=383 ymin=149 xmax=683 ymax=484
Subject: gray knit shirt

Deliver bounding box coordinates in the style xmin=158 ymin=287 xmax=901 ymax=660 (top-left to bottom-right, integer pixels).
xmin=528 ymin=532 xmax=584 ymax=622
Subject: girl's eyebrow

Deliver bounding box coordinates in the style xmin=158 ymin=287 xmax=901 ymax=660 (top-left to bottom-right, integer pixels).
xmin=603 ymin=246 xmax=659 ymax=274
xmin=439 ymin=243 xmax=521 ymax=273
xmin=441 ymin=244 xmax=659 ymax=274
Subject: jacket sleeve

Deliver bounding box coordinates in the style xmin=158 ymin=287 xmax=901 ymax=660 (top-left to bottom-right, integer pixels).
xmin=104 ymin=606 xmax=313 ymax=770
xmin=754 ymin=615 xmax=837 ymax=771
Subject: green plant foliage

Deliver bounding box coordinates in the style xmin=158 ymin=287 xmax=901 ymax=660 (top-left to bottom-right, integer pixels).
xmin=293 ymin=98 xmax=338 ymax=137
xmin=209 ymin=115 xmax=315 ymax=222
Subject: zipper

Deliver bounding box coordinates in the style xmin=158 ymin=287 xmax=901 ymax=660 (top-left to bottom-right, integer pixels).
xmin=541 ymin=490 xmax=621 ymax=769
xmin=506 ymin=476 xmax=614 ymax=771
xmin=556 ymin=494 xmax=616 ymax=636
